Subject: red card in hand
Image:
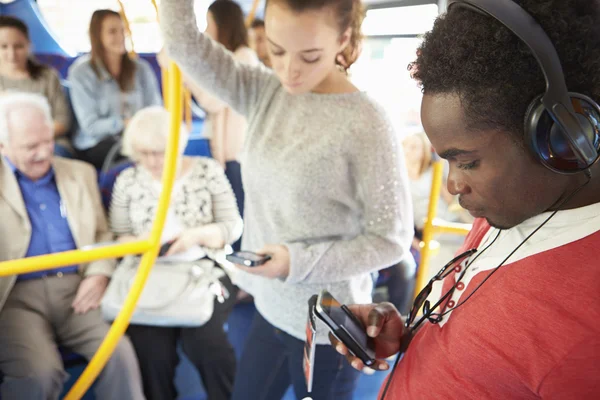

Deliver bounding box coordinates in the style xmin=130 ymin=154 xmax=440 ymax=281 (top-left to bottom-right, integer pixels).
xmin=304 ymin=295 xmax=318 ymax=393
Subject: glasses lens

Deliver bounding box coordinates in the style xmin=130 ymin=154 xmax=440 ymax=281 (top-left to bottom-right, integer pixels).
xmin=406 ymin=283 xmax=432 ymax=327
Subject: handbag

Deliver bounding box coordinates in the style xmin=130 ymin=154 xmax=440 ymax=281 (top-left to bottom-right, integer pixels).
xmin=101 ymin=256 xmax=229 ymax=327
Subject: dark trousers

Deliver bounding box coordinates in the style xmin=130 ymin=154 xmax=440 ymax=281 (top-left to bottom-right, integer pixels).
xmin=224 ymin=161 xmax=244 ymax=252
xmin=127 ymin=271 xmax=238 ymax=400
xmin=231 ymin=312 xmax=361 ymax=400
xmin=78 ymin=135 xmax=124 ymax=171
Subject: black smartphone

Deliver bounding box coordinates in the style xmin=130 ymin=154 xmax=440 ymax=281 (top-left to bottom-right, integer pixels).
xmin=314 ymin=290 xmax=376 ymax=367
xmin=158 ymin=240 xmax=175 ymax=257
xmin=226 ymin=251 xmax=271 ymax=267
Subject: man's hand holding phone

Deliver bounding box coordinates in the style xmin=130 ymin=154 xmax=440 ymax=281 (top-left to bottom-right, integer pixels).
xmin=329 ymin=302 xmax=410 ymax=372
xmin=228 ymin=244 xmax=291 ymax=280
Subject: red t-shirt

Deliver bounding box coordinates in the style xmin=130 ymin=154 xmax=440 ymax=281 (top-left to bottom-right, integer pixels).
xmin=386 ymin=218 xmax=600 ymax=399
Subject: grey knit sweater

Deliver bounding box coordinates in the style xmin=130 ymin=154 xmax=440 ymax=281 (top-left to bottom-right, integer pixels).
xmin=160 ymin=0 xmax=414 ymax=343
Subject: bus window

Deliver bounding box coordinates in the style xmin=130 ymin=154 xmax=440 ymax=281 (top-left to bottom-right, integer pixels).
xmin=37 ymin=0 xmax=208 ymax=54
xmin=350 ymin=4 xmax=439 ymax=137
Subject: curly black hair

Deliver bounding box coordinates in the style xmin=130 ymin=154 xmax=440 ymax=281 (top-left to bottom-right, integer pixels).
xmin=410 ymin=0 xmax=600 ymax=137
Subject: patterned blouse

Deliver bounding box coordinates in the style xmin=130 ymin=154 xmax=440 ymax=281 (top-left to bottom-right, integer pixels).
xmin=109 ymin=157 xmax=242 ymax=248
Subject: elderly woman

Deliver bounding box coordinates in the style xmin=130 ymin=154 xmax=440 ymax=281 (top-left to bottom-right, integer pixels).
xmin=109 ymin=106 xmax=242 ymax=400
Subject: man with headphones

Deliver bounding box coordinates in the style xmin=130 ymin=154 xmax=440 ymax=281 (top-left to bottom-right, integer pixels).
xmin=329 ymin=0 xmax=600 ymax=398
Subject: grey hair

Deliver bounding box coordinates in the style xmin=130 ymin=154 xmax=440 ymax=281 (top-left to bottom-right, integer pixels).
xmin=121 ymin=106 xmax=189 ymax=159
xmin=0 ymin=92 xmax=53 ymax=144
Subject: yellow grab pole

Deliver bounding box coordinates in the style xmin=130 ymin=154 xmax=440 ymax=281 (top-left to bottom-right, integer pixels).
xmin=0 ymin=241 xmax=151 ymax=277
xmin=245 ymin=0 xmax=262 ymax=27
xmin=150 ymin=0 xmax=159 ymax=16
xmin=117 ymin=0 xmax=136 ymax=56
xmin=432 ymin=220 xmax=472 ymax=236
xmin=64 ymin=62 xmax=183 ymax=400
xmin=413 ymin=160 xmax=444 ymax=299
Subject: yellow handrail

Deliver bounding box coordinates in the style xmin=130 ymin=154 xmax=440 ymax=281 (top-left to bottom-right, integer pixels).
xmin=432 ymin=219 xmax=472 ymax=236
xmin=0 ymin=241 xmax=150 ymax=276
xmin=412 ymin=159 xmax=473 ymax=299
xmin=116 ymin=0 xmax=136 ymax=56
xmin=150 ymin=0 xmax=159 ymax=16
xmin=246 ymin=0 xmax=262 ymax=27
xmin=414 ymin=160 xmax=444 ymax=297
xmin=63 ymin=62 xmax=183 ymax=400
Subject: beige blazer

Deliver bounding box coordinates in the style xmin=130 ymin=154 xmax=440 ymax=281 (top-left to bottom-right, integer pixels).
xmin=0 ymin=157 xmax=115 ymax=312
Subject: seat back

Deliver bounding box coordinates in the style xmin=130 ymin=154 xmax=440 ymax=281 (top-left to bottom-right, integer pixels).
xmin=98 ymin=160 xmax=134 ymax=211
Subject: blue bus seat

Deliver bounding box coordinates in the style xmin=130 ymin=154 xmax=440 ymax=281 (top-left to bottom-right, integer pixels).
xmin=98 ymin=161 xmax=134 ymax=211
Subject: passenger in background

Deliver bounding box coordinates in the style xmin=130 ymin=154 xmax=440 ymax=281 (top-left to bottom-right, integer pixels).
xmin=403 ymin=132 xmax=471 ymax=249
xmin=160 ymin=0 xmax=414 ymax=398
xmin=159 ymin=0 xmax=258 ymax=252
xmin=0 ymin=92 xmax=144 ymax=400
xmin=69 ymin=9 xmax=161 ymax=170
xmin=110 ymin=106 xmax=242 ymax=400
xmin=0 ymin=16 xmax=72 ymax=157
xmin=249 ymin=18 xmax=271 ymax=68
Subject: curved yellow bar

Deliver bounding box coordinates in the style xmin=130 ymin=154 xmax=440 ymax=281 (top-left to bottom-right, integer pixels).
xmin=150 ymin=0 xmax=159 ymax=16
xmin=413 ymin=160 xmax=444 ymax=298
xmin=117 ymin=0 xmax=136 ymax=55
xmin=64 ymin=63 xmax=183 ymax=400
xmin=414 ymin=161 xmax=473 ymax=299
xmin=0 ymin=241 xmax=151 ymax=277
xmin=245 ymin=0 xmax=262 ymax=27
xmin=432 ymin=219 xmax=472 ymax=236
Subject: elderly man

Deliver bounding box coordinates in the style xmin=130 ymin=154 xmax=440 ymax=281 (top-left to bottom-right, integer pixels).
xmin=0 ymin=92 xmax=144 ymax=399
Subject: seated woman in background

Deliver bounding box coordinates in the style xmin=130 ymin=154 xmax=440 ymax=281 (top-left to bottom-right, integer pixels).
xmin=110 ymin=106 xmax=242 ymax=400
xmin=0 ymin=15 xmax=72 ymax=157
xmin=159 ymin=0 xmax=258 ymax=251
xmin=69 ymin=9 xmax=161 ymax=170
xmin=403 ymin=132 xmax=472 ymax=249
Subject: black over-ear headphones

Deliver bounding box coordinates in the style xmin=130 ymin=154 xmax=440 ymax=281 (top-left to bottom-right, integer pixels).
xmin=449 ymin=0 xmax=600 ymax=174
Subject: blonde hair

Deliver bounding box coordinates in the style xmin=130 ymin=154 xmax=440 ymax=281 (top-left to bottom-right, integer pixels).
xmin=121 ymin=106 xmax=189 ymax=160
xmin=403 ymin=132 xmax=433 ymax=177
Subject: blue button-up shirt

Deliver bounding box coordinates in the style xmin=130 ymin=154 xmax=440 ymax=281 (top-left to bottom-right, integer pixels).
xmin=5 ymin=159 xmax=79 ymax=280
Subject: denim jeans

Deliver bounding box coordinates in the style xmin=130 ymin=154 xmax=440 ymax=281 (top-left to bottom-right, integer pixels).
xmin=231 ymin=311 xmax=360 ymax=400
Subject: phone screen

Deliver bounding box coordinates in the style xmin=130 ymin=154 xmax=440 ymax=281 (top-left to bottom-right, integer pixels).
xmin=319 ymin=291 xmax=371 ymax=356
xmin=233 ymin=251 xmax=266 ymax=262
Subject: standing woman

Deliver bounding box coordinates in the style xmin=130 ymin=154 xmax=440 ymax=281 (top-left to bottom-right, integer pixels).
xmin=0 ymin=16 xmax=72 ymax=157
xmin=159 ymin=0 xmax=414 ymax=399
xmin=69 ymin=9 xmax=162 ymax=170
